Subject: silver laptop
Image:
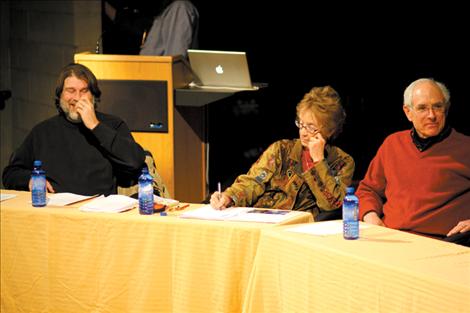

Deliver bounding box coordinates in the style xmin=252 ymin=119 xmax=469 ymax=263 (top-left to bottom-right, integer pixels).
xmin=187 ymin=49 xmax=258 ymax=90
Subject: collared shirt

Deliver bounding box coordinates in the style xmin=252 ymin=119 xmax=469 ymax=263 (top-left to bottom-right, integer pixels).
xmin=410 ymin=124 xmax=451 ymax=152
xmin=301 ymin=148 xmax=316 ymax=172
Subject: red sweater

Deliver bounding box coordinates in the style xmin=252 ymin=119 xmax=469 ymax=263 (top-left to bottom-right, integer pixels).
xmin=357 ymin=129 xmax=470 ymax=238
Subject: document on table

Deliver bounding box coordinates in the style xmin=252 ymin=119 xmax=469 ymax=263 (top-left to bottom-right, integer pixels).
xmin=228 ymin=208 xmax=304 ymax=223
xmin=286 ymin=220 xmax=371 ymax=236
xmin=179 ymin=205 xmax=301 ymax=223
xmin=153 ymin=195 xmax=180 ymax=208
xmin=179 ymin=205 xmax=250 ymax=220
xmin=0 ymin=193 xmax=17 ymax=202
xmin=80 ymin=195 xmax=138 ymax=213
xmin=47 ymin=193 xmax=99 ymax=206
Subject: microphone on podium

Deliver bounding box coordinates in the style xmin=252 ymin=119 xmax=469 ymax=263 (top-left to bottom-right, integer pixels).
xmin=95 ymin=31 xmax=107 ymax=54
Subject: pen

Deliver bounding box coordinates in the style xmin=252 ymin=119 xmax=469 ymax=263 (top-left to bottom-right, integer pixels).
xmin=177 ymin=204 xmax=190 ymax=210
xmin=166 ymin=203 xmax=190 ymax=212
xmin=217 ymin=182 xmax=223 ymax=203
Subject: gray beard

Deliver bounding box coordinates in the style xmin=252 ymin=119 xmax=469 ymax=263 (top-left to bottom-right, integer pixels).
xmin=64 ymin=111 xmax=82 ymax=123
xmin=59 ymin=99 xmax=95 ymax=123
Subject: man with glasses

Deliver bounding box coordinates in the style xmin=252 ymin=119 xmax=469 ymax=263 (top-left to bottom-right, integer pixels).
xmin=357 ymin=78 xmax=470 ymax=245
xmin=210 ymin=86 xmax=354 ymax=221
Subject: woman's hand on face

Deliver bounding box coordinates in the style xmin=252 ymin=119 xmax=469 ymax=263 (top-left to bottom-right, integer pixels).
xmin=308 ymin=131 xmax=326 ymax=163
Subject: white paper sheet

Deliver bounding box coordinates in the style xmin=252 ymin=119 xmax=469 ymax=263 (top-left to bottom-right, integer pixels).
xmin=286 ymin=220 xmax=371 ymax=236
xmin=228 ymin=209 xmax=302 ymax=223
xmin=80 ymin=195 xmax=138 ymax=213
xmin=179 ymin=205 xmax=250 ymax=220
xmin=0 ymin=193 xmax=17 ymax=202
xmin=47 ymin=193 xmax=99 ymax=206
xmin=179 ymin=205 xmax=299 ymax=223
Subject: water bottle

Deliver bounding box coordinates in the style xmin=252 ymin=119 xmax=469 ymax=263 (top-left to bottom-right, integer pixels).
xmin=138 ymin=167 xmax=154 ymax=215
xmin=31 ymin=160 xmax=47 ymax=207
xmin=343 ymin=186 xmax=359 ymax=240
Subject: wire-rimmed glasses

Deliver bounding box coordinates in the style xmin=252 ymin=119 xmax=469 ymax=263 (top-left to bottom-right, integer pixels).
xmin=295 ymin=119 xmax=320 ymax=135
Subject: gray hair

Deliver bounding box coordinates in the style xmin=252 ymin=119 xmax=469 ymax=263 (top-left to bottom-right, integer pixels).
xmin=403 ymin=78 xmax=450 ymax=108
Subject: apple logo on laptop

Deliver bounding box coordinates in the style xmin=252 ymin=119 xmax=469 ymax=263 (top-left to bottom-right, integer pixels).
xmin=215 ymin=65 xmax=224 ymax=74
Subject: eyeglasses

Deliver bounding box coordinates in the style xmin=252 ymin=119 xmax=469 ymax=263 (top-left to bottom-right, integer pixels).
xmin=411 ymin=103 xmax=446 ymax=116
xmin=295 ymin=119 xmax=320 ymax=135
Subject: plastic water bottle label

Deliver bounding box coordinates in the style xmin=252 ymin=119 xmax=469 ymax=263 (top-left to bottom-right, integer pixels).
xmin=140 ymin=184 xmax=153 ymax=192
xmin=342 ymin=197 xmax=359 ymax=240
xmin=139 ymin=183 xmax=154 ymax=215
xmin=343 ymin=220 xmax=359 ymax=240
xmin=32 ymin=176 xmax=46 ymax=207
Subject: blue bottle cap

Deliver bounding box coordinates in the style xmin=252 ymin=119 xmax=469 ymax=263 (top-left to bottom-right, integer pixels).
xmin=33 ymin=160 xmax=42 ymax=167
xmin=346 ymin=186 xmax=355 ymax=193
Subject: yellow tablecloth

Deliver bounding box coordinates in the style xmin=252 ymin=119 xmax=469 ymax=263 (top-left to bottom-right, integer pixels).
xmin=243 ymin=221 xmax=470 ymax=313
xmin=1 ymin=190 xmax=312 ymax=313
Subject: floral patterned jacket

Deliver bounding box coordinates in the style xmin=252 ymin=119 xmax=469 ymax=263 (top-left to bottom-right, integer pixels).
xmin=224 ymin=139 xmax=354 ymax=217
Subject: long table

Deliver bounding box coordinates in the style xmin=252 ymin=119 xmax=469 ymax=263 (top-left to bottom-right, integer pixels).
xmin=0 ymin=190 xmax=312 ymax=313
xmin=242 ymin=221 xmax=470 ymax=313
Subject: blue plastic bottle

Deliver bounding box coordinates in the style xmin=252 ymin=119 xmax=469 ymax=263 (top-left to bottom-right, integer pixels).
xmin=343 ymin=186 xmax=359 ymax=240
xmin=31 ymin=160 xmax=47 ymax=207
xmin=138 ymin=167 xmax=154 ymax=215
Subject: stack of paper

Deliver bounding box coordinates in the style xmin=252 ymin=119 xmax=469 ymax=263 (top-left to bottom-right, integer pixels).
xmin=153 ymin=195 xmax=180 ymax=208
xmin=80 ymin=195 xmax=138 ymax=213
xmin=47 ymin=193 xmax=99 ymax=206
xmin=179 ymin=205 xmax=299 ymax=223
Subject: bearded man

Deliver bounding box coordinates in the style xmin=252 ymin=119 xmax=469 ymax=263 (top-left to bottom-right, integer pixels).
xmin=2 ymin=63 xmax=145 ymax=196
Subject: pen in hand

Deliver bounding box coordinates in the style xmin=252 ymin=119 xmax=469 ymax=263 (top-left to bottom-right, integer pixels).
xmin=217 ymin=182 xmax=223 ymax=206
xmin=210 ymin=182 xmax=224 ymax=210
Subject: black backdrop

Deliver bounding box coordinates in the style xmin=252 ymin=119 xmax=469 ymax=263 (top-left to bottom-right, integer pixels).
xmin=103 ymin=1 xmax=470 ymax=195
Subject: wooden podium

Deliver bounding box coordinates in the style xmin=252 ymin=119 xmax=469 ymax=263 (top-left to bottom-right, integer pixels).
xmin=74 ymin=52 xmax=205 ymax=202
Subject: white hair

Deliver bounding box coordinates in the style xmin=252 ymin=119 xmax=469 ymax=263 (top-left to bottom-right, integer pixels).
xmin=403 ymin=78 xmax=450 ymax=108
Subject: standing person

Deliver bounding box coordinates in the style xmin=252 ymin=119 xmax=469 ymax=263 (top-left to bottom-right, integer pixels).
xmin=356 ymin=78 xmax=470 ymax=245
xmin=210 ymin=86 xmax=355 ymax=220
xmin=139 ymin=0 xmax=199 ymax=57
xmin=102 ymin=0 xmax=156 ymax=54
xmin=2 ymin=63 xmax=146 ymax=196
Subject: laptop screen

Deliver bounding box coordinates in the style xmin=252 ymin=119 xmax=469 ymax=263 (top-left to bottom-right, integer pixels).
xmin=187 ymin=49 xmax=255 ymax=89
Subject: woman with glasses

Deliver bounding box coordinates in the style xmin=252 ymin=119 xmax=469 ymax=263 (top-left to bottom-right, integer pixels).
xmin=210 ymin=86 xmax=354 ymax=220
